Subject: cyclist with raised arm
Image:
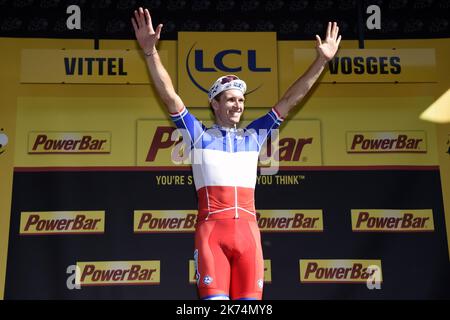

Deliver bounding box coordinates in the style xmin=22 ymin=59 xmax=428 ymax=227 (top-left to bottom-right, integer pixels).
xmin=132 ymin=7 xmax=341 ymax=300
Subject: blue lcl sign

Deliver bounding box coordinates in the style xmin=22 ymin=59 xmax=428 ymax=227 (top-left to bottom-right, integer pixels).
xmin=179 ymin=33 xmax=278 ymax=107
xmin=194 ymin=49 xmax=271 ymax=73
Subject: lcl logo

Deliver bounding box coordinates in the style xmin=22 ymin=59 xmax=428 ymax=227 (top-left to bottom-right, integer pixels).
xmin=186 ymin=43 xmax=271 ymax=94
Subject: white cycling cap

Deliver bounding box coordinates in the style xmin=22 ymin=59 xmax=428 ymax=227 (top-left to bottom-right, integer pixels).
xmin=208 ymin=75 xmax=247 ymax=102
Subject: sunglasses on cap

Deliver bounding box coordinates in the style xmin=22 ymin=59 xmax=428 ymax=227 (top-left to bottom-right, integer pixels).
xmin=220 ymin=75 xmax=239 ymax=84
xmin=208 ymin=74 xmax=247 ymax=102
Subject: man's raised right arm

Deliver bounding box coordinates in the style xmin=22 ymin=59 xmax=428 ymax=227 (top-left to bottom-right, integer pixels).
xmin=132 ymin=7 xmax=184 ymax=114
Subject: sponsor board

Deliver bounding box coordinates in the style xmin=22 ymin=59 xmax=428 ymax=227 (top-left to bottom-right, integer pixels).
xmin=134 ymin=211 xmax=197 ymax=233
xmin=134 ymin=210 xmax=323 ymax=233
xmin=75 ymin=261 xmax=160 ymax=286
xmin=20 ymin=211 xmax=105 ymax=235
xmin=137 ymin=119 xmax=321 ymax=167
xmin=346 ymin=131 xmax=427 ymax=153
xmin=178 ymin=32 xmax=278 ymax=108
xmin=20 ymin=49 xmax=170 ymax=84
xmin=257 ymin=210 xmax=323 ymax=232
xmin=300 ymin=259 xmax=383 ymax=284
xmin=294 ymin=49 xmax=436 ymax=83
xmin=351 ymin=209 xmax=434 ymax=232
xmin=264 ymin=259 xmax=272 ymax=284
xmin=28 ymin=132 xmax=111 ymax=154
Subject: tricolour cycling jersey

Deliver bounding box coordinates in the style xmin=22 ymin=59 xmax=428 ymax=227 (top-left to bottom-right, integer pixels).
xmin=170 ymin=106 xmax=284 ymax=222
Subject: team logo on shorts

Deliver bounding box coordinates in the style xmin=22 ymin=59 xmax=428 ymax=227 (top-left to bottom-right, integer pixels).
xmin=203 ymin=275 xmax=213 ymax=285
xmin=257 ymin=279 xmax=264 ymax=289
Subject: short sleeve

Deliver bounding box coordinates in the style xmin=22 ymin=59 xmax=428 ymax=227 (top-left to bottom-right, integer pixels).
xmin=169 ymin=106 xmax=207 ymax=148
xmin=245 ymin=107 xmax=284 ymax=148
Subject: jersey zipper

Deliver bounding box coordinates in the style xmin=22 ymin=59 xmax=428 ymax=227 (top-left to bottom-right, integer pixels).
xmin=227 ymin=129 xmax=239 ymax=219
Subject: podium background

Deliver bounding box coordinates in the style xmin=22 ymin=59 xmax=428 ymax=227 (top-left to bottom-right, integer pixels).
xmin=0 ymin=19 xmax=449 ymax=299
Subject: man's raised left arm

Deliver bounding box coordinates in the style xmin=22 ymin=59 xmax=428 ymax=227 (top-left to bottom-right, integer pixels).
xmin=274 ymin=21 xmax=342 ymax=118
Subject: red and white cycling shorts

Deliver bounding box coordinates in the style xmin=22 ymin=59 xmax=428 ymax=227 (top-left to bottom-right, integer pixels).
xmin=194 ymin=217 xmax=264 ymax=300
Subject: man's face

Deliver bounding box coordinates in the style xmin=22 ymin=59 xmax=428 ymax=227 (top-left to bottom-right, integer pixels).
xmin=211 ymin=89 xmax=245 ymax=127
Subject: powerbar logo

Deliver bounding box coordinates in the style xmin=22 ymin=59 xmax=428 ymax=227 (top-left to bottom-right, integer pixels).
xmin=300 ymin=260 xmax=383 ymax=284
xmin=134 ymin=211 xmax=197 ymax=233
xmin=189 ymin=259 xmax=272 ymax=284
xmin=346 ymin=131 xmax=426 ymax=153
xmin=75 ymin=261 xmax=160 ymax=286
xmin=134 ymin=210 xmax=323 ymax=233
xmin=145 ymin=127 xmax=313 ymax=162
xmin=264 ymin=259 xmax=272 ymax=283
xmin=352 ymin=209 xmax=434 ymax=232
xmin=20 ymin=211 xmax=105 ymax=235
xmin=28 ymin=132 xmax=111 ymax=154
xmin=257 ymin=210 xmax=323 ymax=232
xmin=137 ymin=120 xmax=322 ymax=167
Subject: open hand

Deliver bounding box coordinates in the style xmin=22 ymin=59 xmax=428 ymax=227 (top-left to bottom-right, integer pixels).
xmin=315 ymin=22 xmax=342 ymax=62
xmin=131 ymin=7 xmax=163 ymax=54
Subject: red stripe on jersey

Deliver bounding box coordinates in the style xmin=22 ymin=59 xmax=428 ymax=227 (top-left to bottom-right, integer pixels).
xmin=169 ymin=106 xmax=186 ymax=116
xmin=271 ymin=107 xmax=284 ymax=120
